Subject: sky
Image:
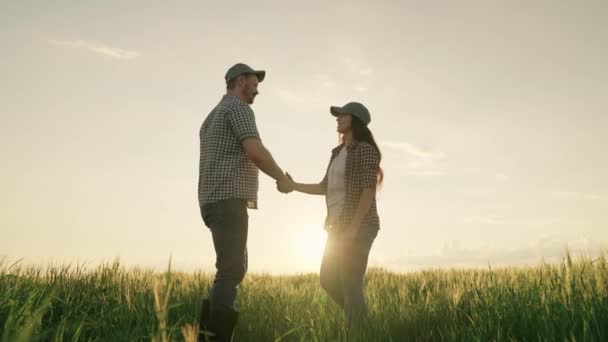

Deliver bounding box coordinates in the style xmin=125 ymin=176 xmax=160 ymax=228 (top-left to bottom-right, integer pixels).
xmin=1 ymin=1 xmax=607 ymax=274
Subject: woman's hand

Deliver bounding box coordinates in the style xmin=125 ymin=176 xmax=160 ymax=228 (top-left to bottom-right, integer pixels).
xmin=284 ymin=174 xmax=325 ymax=195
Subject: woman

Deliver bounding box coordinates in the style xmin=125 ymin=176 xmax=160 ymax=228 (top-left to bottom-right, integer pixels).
xmin=287 ymin=101 xmax=383 ymax=328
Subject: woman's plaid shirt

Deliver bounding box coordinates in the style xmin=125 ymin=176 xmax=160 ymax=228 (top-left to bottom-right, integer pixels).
xmin=321 ymin=141 xmax=381 ymax=232
xmin=198 ymin=94 xmax=260 ymax=209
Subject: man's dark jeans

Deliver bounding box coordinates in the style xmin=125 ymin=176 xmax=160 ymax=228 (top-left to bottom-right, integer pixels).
xmin=201 ymin=198 xmax=248 ymax=312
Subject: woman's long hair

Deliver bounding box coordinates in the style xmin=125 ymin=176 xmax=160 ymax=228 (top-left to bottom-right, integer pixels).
xmin=341 ymin=116 xmax=384 ymax=186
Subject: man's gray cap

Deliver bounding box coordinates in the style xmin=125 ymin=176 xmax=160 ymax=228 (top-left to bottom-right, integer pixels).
xmin=225 ymin=63 xmax=266 ymax=83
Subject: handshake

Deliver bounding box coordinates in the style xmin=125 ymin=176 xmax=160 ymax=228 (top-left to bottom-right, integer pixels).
xmin=276 ymin=172 xmax=296 ymax=194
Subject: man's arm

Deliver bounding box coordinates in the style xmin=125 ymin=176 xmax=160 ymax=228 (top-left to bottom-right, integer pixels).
xmin=226 ymin=101 xmax=292 ymax=192
xmin=242 ymin=137 xmax=291 ymax=185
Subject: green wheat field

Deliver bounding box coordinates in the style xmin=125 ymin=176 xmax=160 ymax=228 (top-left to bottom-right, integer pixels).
xmin=1 ymin=252 xmax=607 ymax=341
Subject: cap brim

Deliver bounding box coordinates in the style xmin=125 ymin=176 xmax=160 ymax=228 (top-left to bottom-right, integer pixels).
xmin=254 ymin=70 xmax=266 ymax=82
xmin=330 ymin=106 xmax=344 ymax=117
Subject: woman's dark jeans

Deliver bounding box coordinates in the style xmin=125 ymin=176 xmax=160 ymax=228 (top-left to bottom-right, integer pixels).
xmin=320 ymin=228 xmax=377 ymax=327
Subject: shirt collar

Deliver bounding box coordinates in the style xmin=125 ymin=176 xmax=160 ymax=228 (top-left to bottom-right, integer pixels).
xmin=223 ymin=93 xmax=246 ymax=104
xmin=332 ymin=141 xmax=360 ymax=154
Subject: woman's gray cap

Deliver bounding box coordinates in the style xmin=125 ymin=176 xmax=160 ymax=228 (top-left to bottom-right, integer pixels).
xmin=330 ymin=102 xmax=371 ymax=125
xmin=225 ymin=63 xmax=266 ymax=83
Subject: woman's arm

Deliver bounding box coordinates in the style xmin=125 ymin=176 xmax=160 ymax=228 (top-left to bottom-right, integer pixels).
xmin=294 ymin=183 xmax=326 ymax=195
xmin=345 ymin=144 xmax=379 ymax=237
xmin=286 ymin=173 xmax=325 ymax=195
xmin=348 ymin=188 xmax=374 ymax=232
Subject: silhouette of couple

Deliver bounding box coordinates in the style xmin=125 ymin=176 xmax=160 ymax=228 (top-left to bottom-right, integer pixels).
xmin=197 ymin=63 xmax=383 ymax=341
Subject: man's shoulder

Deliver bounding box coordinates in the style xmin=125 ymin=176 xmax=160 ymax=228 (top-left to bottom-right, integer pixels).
xmin=222 ymin=95 xmax=254 ymax=115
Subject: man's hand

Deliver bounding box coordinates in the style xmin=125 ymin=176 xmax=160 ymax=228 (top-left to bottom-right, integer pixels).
xmin=276 ymin=172 xmax=295 ymax=194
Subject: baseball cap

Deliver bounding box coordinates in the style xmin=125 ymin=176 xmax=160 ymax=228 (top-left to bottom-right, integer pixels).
xmin=225 ymin=63 xmax=266 ymax=83
xmin=330 ymin=102 xmax=371 ymax=125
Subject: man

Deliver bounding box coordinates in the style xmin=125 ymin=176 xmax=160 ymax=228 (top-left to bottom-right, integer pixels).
xmin=197 ymin=63 xmax=294 ymax=341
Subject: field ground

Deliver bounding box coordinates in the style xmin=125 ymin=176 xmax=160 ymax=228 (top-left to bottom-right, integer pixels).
xmin=1 ymin=252 xmax=607 ymax=341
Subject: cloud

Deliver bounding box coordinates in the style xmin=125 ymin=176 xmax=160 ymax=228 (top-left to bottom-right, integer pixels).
xmin=343 ymin=56 xmax=373 ymax=77
xmin=382 ymin=87 xmax=397 ymax=97
xmin=340 ymin=54 xmax=373 ymax=92
xmin=48 ymin=39 xmax=138 ymax=60
xmin=277 ymin=89 xmax=307 ymax=105
xmin=551 ymin=191 xmax=601 ymax=201
xmin=382 ymin=235 xmax=605 ymax=270
xmin=495 ymin=173 xmax=509 ymax=182
xmin=314 ymin=74 xmax=335 ymax=89
xmin=406 ymin=170 xmax=445 ymax=177
xmin=464 ymin=215 xmax=507 ymax=225
xmin=381 ymin=140 xmax=446 ymax=176
xmin=354 ymin=84 xmax=368 ymax=92
xmin=274 ymin=74 xmax=340 ymax=109
xmin=381 ymin=141 xmax=445 ymax=160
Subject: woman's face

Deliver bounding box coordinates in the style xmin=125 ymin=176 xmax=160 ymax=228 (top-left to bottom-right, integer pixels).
xmin=336 ymin=113 xmax=352 ymax=134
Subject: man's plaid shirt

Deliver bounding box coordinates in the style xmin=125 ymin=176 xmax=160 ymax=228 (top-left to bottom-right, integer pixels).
xmin=321 ymin=141 xmax=381 ymax=232
xmin=198 ymin=94 xmax=260 ymax=209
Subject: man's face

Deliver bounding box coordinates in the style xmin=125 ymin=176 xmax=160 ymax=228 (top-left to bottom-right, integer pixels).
xmin=240 ymin=74 xmax=259 ymax=104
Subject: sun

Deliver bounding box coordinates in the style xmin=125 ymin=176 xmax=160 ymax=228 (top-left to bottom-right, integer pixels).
xmin=290 ymin=224 xmax=327 ymax=266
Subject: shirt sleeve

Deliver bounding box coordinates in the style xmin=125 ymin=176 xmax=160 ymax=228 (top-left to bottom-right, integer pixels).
xmin=359 ymin=144 xmax=379 ymax=189
xmin=320 ymin=152 xmax=334 ymax=194
xmin=226 ymin=102 xmax=261 ymax=141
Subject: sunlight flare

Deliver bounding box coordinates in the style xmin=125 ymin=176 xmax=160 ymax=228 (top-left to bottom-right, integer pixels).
xmin=290 ymin=224 xmax=327 ymax=266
